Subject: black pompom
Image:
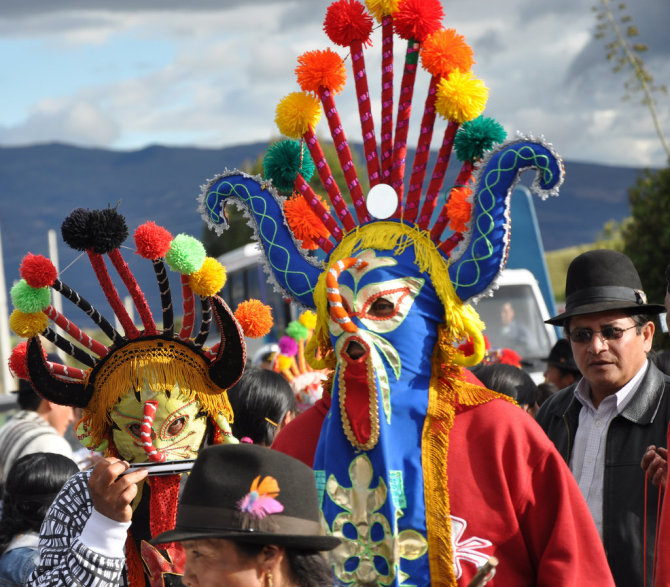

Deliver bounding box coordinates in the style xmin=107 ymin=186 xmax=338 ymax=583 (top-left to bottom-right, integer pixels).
xmin=88 ymin=208 xmax=128 ymax=254
xmin=61 ymin=208 xmax=93 ymax=251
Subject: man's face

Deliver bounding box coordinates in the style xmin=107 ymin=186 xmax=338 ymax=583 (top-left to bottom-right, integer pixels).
xmin=568 ymin=310 xmax=653 ymax=403
xmin=664 ymin=290 xmax=670 ymax=332
xmin=45 ymin=403 xmax=75 ymax=436
xmin=181 ymin=538 xmax=261 ymax=587
xmin=110 ymin=384 xmax=207 ymax=463
xmin=500 ymin=303 xmax=514 ymax=326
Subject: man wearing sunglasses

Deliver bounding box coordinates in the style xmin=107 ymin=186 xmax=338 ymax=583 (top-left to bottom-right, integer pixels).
xmin=536 ymin=249 xmax=670 ymax=586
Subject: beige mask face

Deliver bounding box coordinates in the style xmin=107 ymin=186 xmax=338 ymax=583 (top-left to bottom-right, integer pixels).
xmin=110 ymin=384 xmax=207 ymax=463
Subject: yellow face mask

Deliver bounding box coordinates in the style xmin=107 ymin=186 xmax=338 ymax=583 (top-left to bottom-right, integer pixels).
xmin=110 ymin=384 xmax=207 ymax=463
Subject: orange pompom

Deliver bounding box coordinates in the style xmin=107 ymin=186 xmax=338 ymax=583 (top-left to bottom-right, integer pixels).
xmin=284 ymin=196 xmax=331 ymax=250
xmin=421 ymin=29 xmax=474 ymax=77
xmin=234 ymin=299 xmax=274 ymax=339
xmin=296 ymin=49 xmax=347 ymax=94
xmin=446 ymin=187 xmax=473 ymax=233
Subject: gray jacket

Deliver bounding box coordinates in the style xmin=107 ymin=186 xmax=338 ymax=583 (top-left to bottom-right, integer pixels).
xmin=535 ymin=360 xmax=670 ymax=587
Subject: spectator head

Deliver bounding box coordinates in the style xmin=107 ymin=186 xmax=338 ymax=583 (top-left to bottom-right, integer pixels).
xmin=0 ymin=452 xmax=79 ymax=555
xmin=473 ymin=363 xmax=539 ymax=416
xmin=543 ymin=339 xmax=581 ymax=389
xmin=227 ymin=368 xmax=297 ymax=446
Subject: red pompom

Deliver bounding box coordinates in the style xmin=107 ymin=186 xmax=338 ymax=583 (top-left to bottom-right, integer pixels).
xmin=324 ymin=0 xmax=373 ymax=46
xmin=8 ymin=342 xmax=29 ymax=379
xmin=394 ymin=0 xmax=444 ymax=42
xmin=20 ymin=253 xmax=57 ymax=288
xmin=134 ymin=221 xmax=173 ymax=259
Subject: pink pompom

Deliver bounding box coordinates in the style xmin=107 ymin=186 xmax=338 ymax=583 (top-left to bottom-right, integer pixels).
xmin=279 ymin=335 xmax=299 ymax=357
xmin=20 ymin=253 xmax=57 ymax=288
xmin=134 ymin=221 xmax=173 ymax=259
xmin=324 ymin=0 xmax=373 ymax=46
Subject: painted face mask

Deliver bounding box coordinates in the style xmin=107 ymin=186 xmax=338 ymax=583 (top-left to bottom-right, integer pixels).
xmin=111 ymin=385 xmax=207 ymax=463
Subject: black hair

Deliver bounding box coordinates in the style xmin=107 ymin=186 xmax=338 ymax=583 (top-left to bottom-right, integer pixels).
xmin=234 ymin=541 xmax=334 ymax=586
xmin=15 ymin=379 xmax=42 ymax=411
xmin=472 ymin=363 xmax=538 ymax=407
xmin=0 ymin=452 xmax=79 ymax=555
xmin=227 ymin=368 xmax=297 ymax=446
xmin=665 ymin=264 xmax=670 ymax=294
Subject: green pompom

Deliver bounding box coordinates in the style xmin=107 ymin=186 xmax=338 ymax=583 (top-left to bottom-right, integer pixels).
xmin=165 ymin=234 xmax=206 ymax=275
xmin=263 ymin=139 xmax=315 ymax=192
xmin=286 ymin=320 xmax=309 ymax=341
xmin=454 ymin=116 xmax=507 ymax=162
xmin=11 ymin=279 xmax=50 ymax=313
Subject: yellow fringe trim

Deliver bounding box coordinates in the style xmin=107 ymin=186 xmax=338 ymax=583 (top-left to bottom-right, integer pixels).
xmin=422 ymin=326 xmax=513 ymax=586
xmin=84 ymin=339 xmax=233 ymax=447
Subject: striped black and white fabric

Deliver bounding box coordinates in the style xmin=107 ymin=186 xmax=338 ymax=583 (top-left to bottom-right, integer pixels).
xmin=0 ymin=410 xmax=73 ymax=481
xmin=25 ymin=471 xmax=127 ymax=587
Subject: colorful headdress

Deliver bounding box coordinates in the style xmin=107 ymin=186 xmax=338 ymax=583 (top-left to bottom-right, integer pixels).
xmin=198 ymin=0 xmax=564 ymax=367
xmin=196 ymin=1 xmax=565 ymax=585
xmin=8 ymin=207 xmax=273 ymax=453
xmin=270 ymin=310 xmax=330 ymax=411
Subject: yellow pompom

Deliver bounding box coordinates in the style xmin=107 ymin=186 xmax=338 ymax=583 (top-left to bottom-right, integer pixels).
xmin=277 ymin=354 xmax=293 ymax=372
xmin=189 ymin=257 xmax=227 ymax=297
xmin=435 ymin=71 xmax=489 ymax=124
xmin=275 ymin=92 xmax=322 ymax=139
xmin=234 ymin=299 xmax=274 ymax=339
xmin=10 ymin=309 xmax=48 ymax=338
xmin=299 ymin=310 xmax=318 ymax=331
xmin=365 ymin=0 xmax=399 ymax=21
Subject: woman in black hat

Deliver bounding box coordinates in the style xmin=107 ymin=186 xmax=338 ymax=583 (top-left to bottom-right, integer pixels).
xmin=152 ymin=443 xmax=339 ymax=586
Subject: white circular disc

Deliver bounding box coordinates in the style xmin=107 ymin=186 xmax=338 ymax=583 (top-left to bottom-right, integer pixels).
xmin=366 ymin=183 xmax=398 ymax=220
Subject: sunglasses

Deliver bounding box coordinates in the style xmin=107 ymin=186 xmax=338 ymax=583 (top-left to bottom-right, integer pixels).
xmin=568 ymin=324 xmax=637 ymax=344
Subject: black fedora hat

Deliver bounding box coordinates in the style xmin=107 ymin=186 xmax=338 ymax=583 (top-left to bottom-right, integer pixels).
xmin=543 ymin=339 xmax=580 ymax=374
xmin=151 ymin=443 xmax=340 ymax=551
xmin=546 ymin=249 xmax=665 ymax=326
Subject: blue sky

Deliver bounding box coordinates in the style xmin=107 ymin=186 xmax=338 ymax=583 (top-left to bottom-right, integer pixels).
xmin=1 ymin=0 xmax=668 ymax=167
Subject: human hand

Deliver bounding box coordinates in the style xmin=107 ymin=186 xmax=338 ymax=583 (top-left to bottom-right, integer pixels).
xmin=641 ymin=445 xmax=667 ymax=489
xmin=88 ymin=457 xmax=148 ymax=522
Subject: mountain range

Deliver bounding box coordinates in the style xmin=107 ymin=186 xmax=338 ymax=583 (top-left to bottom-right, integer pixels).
xmin=0 ymin=141 xmax=650 ymax=314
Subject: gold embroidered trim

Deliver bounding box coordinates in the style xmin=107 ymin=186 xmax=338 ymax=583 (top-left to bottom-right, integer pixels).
xmin=422 ymin=326 xmax=512 ymax=586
